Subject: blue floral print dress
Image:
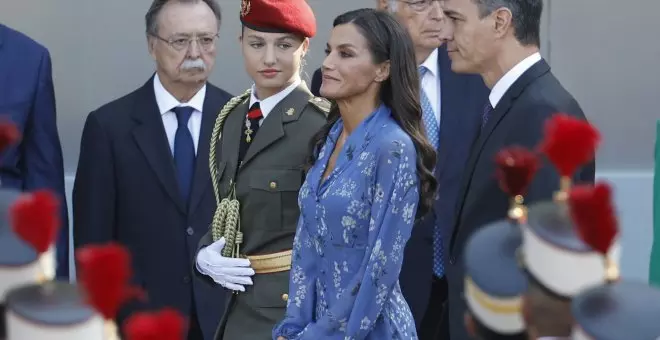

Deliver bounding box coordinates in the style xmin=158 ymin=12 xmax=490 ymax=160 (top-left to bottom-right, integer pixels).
xmin=272 ymin=104 xmax=420 ymax=339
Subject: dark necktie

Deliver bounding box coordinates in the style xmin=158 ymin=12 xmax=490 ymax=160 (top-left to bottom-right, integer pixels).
xmin=482 ymin=102 xmax=494 ymax=129
xmin=418 ymin=66 xmax=440 ymax=150
xmin=238 ymin=102 xmax=263 ymax=165
xmin=172 ymin=106 xmax=196 ymax=203
xmin=419 ymin=66 xmax=444 ymax=278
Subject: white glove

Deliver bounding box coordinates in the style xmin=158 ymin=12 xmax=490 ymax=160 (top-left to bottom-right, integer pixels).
xmin=196 ymin=237 xmax=255 ymax=292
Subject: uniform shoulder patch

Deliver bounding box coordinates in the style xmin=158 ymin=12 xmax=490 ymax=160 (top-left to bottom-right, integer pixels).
xmin=307 ymin=96 xmax=331 ymax=115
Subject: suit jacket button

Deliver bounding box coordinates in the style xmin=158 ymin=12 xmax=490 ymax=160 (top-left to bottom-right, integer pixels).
xmin=281 ymin=293 xmax=288 ymax=301
xmin=186 ymin=227 xmax=194 ymax=236
xmin=449 ymin=256 xmax=456 ymax=265
xmin=183 ymin=276 xmax=191 ymax=284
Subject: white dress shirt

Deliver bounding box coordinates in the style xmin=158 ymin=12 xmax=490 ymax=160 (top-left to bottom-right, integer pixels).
xmin=248 ymin=78 xmax=301 ymax=126
xmin=153 ymin=73 xmax=206 ymax=155
xmin=420 ymin=48 xmax=442 ymax=125
xmin=489 ymin=52 xmax=542 ymax=108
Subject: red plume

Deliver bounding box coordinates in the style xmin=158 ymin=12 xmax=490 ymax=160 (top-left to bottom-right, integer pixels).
xmin=123 ymin=308 xmax=187 ymax=340
xmin=0 ymin=120 xmax=21 ymax=153
xmin=10 ymin=190 xmax=60 ymax=254
xmin=76 ymin=243 xmax=145 ymax=319
xmin=539 ymin=114 xmax=600 ymax=177
xmin=568 ymin=182 xmax=618 ymax=254
xmin=494 ymin=146 xmax=540 ymax=196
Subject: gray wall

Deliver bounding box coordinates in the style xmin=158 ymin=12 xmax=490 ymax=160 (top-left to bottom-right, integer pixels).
xmin=1 ymin=0 xmax=658 ymax=172
xmin=0 ymin=0 xmax=366 ymax=174
xmin=542 ymin=0 xmax=659 ymax=170
xmin=1 ymin=1 xmax=658 ymax=280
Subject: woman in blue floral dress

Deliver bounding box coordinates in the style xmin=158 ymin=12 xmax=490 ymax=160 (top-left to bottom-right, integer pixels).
xmin=273 ymin=9 xmax=438 ymax=340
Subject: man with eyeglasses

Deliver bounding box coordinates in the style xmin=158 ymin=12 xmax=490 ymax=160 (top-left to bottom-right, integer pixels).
xmin=72 ymin=1 xmax=231 ymax=339
xmin=314 ymin=1 xmax=488 ymax=339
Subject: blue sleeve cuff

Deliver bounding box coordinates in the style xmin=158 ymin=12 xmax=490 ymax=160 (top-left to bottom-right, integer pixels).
xmin=272 ymin=322 xmax=304 ymax=339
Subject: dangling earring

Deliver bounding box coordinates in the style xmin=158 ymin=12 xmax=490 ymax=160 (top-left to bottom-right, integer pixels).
xmin=300 ymin=55 xmax=307 ymax=72
xmin=299 ymin=55 xmax=308 ymax=81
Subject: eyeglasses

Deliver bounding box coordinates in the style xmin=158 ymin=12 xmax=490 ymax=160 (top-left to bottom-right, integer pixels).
xmin=151 ymin=33 xmax=219 ymax=52
xmin=397 ymin=0 xmax=442 ymax=12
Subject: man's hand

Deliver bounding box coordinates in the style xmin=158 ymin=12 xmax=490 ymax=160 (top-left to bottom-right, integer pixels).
xmin=277 ymin=337 xmax=286 ymax=340
xmin=196 ymin=237 xmax=255 ymax=291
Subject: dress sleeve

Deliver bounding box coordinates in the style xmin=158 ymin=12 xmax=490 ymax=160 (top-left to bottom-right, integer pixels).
xmin=272 ymin=217 xmax=318 ymax=339
xmin=298 ymin=139 xmax=419 ymax=339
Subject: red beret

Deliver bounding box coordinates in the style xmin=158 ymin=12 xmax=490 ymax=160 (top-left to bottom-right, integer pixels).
xmin=240 ymin=0 xmax=316 ymax=38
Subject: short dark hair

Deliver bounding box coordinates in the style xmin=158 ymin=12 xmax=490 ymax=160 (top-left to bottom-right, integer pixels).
xmin=473 ymin=0 xmax=542 ymax=46
xmin=145 ymin=0 xmax=222 ymax=36
xmin=524 ymin=277 xmax=573 ymax=337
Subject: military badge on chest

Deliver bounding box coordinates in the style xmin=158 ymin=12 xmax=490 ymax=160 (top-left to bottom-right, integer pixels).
xmin=244 ymin=119 xmax=254 ymax=143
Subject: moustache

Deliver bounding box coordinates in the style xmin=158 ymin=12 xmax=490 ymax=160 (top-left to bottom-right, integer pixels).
xmin=181 ymin=59 xmax=206 ymax=71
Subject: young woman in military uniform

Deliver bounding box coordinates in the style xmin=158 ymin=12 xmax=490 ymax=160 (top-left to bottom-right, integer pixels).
xmin=193 ymin=0 xmax=328 ymax=339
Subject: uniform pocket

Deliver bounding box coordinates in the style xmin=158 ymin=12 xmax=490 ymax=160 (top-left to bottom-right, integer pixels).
xmin=249 ymin=169 xmax=303 ymax=231
xmin=252 ymin=270 xmax=291 ymax=308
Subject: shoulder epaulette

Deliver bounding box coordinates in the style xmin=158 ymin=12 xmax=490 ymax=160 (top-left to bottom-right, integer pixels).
xmin=219 ymin=89 xmax=250 ymax=113
xmin=234 ymin=89 xmax=251 ymax=105
xmin=308 ymin=96 xmax=331 ymax=115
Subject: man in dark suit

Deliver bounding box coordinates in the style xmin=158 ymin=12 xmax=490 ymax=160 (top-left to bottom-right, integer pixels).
xmin=72 ymin=1 xmax=231 ymax=339
xmin=0 ymin=24 xmax=69 ymax=280
xmin=441 ymin=0 xmax=595 ymax=338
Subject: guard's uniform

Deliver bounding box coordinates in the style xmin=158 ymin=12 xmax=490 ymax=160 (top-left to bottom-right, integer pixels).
xmin=565 ymin=182 xmax=656 ymax=340
xmin=0 ymin=188 xmax=40 ymax=339
xmin=463 ymin=215 xmax=528 ymax=339
xmin=462 ymin=148 xmax=532 ymax=340
xmin=520 ymin=193 xmax=621 ymax=299
xmin=518 ymin=133 xmax=619 ymax=339
xmin=518 ymin=115 xmax=609 ymax=300
xmin=194 ymin=1 xmax=328 ymax=339
xmin=0 ymin=187 xmax=114 ymax=340
xmin=571 ymin=281 xmax=660 ymax=340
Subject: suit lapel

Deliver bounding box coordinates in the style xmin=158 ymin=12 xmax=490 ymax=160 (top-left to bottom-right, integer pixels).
xmin=436 ymin=47 xmax=466 ymax=179
xmin=466 ymin=60 xmax=551 ymax=178
xmin=189 ymin=88 xmax=226 ymax=214
xmin=453 ymin=59 xmax=552 ymax=228
xmin=240 ymin=84 xmax=311 ymax=167
xmin=131 ymin=77 xmax=186 ymax=214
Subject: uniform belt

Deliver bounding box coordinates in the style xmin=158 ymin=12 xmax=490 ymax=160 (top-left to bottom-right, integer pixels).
xmin=246 ymin=250 xmax=292 ymax=274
